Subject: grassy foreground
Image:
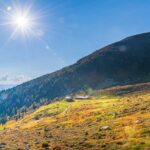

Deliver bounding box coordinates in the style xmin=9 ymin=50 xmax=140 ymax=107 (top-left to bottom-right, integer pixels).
xmin=0 ymin=84 xmax=150 ymax=149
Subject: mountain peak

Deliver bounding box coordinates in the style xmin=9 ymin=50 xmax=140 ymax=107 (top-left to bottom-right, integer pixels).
xmin=122 ymin=32 xmax=150 ymax=41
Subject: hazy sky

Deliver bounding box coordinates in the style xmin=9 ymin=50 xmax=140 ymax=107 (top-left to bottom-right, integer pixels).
xmin=0 ymin=0 xmax=149 ymax=85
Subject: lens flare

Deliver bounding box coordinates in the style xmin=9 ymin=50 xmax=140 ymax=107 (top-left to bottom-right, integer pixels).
xmin=0 ymin=2 xmax=42 ymax=40
xmin=8 ymin=7 xmax=37 ymax=38
xmin=14 ymin=15 xmax=29 ymax=29
xmin=11 ymin=13 xmax=31 ymax=32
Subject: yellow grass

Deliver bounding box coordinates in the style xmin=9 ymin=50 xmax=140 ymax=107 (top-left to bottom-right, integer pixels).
xmin=0 ymin=86 xmax=150 ymax=149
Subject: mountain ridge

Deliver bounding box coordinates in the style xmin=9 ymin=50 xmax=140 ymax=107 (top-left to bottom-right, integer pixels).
xmin=0 ymin=32 xmax=150 ymax=123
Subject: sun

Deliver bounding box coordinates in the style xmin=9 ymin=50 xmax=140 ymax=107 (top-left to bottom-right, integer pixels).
xmin=12 ymin=13 xmax=31 ymax=32
xmin=0 ymin=3 xmax=43 ymax=40
xmin=14 ymin=15 xmax=30 ymax=30
xmin=9 ymin=7 xmax=36 ymax=36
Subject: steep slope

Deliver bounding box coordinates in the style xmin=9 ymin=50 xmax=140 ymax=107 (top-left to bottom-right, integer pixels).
xmin=0 ymin=32 xmax=150 ymax=123
xmin=0 ymin=83 xmax=150 ymax=150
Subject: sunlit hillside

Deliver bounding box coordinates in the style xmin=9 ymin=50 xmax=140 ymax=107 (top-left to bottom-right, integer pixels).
xmin=1 ymin=32 xmax=150 ymax=124
xmin=0 ymin=83 xmax=150 ymax=150
xmin=0 ymin=1 xmax=150 ymax=150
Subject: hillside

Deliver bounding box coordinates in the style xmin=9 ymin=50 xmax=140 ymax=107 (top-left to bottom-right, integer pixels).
xmin=1 ymin=32 xmax=150 ymax=123
xmin=0 ymin=83 xmax=150 ymax=149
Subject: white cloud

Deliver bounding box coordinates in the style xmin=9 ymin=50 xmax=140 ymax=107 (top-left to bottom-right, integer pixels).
xmin=0 ymin=75 xmax=9 ymax=82
xmin=0 ymin=74 xmax=31 ymax=85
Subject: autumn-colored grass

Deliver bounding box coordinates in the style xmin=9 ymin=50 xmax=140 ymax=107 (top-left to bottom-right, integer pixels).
xmin=0 ymin=83 xmax=150 ymax=149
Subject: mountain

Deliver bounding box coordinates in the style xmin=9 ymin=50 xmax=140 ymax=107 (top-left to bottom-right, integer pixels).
xmin=0 ymin=32 xmax=150 ymax=123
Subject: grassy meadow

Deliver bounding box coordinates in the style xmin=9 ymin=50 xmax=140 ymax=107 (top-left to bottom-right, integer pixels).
xmin=0 ymin=83 xmax=150 ymax=149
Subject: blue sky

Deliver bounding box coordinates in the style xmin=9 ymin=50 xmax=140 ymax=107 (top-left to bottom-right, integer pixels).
xmin=0 ymin=0 xmax=149 ymax=85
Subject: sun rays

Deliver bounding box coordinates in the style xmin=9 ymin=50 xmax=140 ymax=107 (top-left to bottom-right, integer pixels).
xmin=0 ymin=1 xmax=42 ymax=41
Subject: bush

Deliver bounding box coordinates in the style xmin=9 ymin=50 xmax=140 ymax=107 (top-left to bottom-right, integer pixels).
xmin=42 ymin=142 xmax=49 ymax=148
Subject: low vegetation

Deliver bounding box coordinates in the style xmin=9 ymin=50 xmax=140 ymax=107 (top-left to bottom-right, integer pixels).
xmin=0 ymin=83 xmax=150 ymax=149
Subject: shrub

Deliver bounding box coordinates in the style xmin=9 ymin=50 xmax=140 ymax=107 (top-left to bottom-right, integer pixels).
xmin=42 ymin=142 xmax=49 ymax=148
